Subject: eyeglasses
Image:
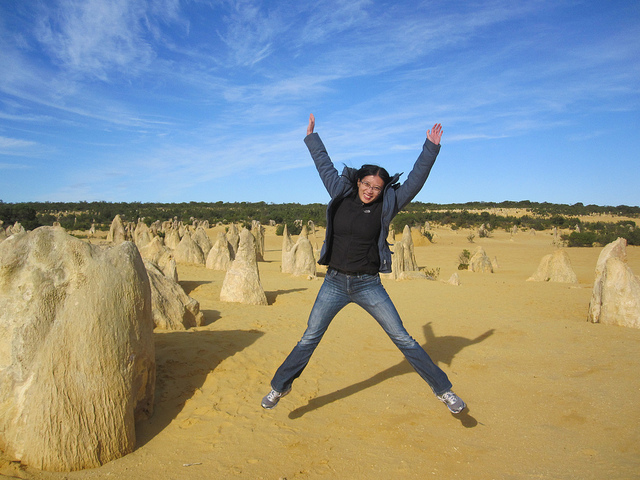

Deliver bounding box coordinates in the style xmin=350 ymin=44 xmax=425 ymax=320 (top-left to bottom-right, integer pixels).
xmin=359 ymin=180 xmax=383 ymax=193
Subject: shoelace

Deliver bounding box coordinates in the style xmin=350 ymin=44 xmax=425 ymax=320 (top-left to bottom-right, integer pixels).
xmin=267 ymin=390 xmax=281 ymax=401
xmin=441 ymin=392 xmax=457 ymax=404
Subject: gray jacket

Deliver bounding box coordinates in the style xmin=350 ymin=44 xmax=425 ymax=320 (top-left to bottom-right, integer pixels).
xmin=304 ymin=132 xmax=441 ymax=274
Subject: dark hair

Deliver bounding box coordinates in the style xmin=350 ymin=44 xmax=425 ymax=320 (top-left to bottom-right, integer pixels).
xmin=356 ymin=164 xmax=391 ymax=186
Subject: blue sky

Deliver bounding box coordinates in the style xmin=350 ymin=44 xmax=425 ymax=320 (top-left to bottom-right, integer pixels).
xmin=1 ymin=0 xmax=638 ymax=206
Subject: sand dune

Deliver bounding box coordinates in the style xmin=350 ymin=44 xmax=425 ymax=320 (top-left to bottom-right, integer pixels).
xmin=2 ymin=225 xmax=639 ymax=479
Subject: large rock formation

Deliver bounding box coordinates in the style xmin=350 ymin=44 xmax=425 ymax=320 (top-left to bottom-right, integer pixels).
xmin=9 ymin=222 xmax=25 ymax=235
xmin=177 ymin=222 xmax=187 ymax=238
xmin=307 ymin=221 xmax=319 ymax=250
xmin=220 ymin=228 xmax=267 ymax=305
xmin=468 ymin=246 xmax=494 ymax=273
xmin=106 ymin=214 xmax=127 ymax=244
xmin=588 ymin=238 xmax=640 ymax=328
xmin=252 ymin=221 xmax=265 ymax=262
xmin=206 ymin=232 xmax=233 ymax=271
xmin=138 ymin=236 xmax=178 ymax=282
xmin=0 ymin=227 xmax=155 ymax=471
xmin=400 ymin=226 xmax=419 ymax=271
xmin=161 ymin=220 xmax=173 ymax=233
xmin=133 ymin=221 xmax=153 ymax=249
xmin=174 ymin=232 xmax=205 ymax=265
xmin=149 ymin=220 xmax=161 ymax=236
xmin=192 ymin=227 xmax=213 ymax=258
xmin=227 ymin=224 xmax=240 ymax=257
xmin=125 ymin=222 xmax=136 ymax=241
xmin=144 ymin=261 xmax=204 ymax=330
xmin=291 ymin=228 xmax=316 ymax=278
xmin=391 ymin=226 xmax=423 ymax=279
xmin=588 ymin=237 xmax=627 ymax=324
xmin=281 ymin=224 xmax=295 ymax=274
xmin=390 ymin=245 xmax=405 ymax=279
xmin=527 ymin=249 xmax=578 ymax=283
xmin=164 ymin=228 xmax=182 ymax=250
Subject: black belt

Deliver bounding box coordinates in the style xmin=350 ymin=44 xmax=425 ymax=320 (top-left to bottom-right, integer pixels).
xmin=329 ymin=266 xmax=376 ymax=276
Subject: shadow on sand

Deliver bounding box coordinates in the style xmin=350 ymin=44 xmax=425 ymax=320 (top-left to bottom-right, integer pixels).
xmin=200 ymin=309 xmax=222 ymax=326
xmin=265 ymin=288 xmax=308 ymax=305
xmin=136 ymin=328 xmax=263 ymax=447
xmin=179 ymin=280 xmax=212 ymax=295
xmin=288 ymin=323 xmax=494 ymax=426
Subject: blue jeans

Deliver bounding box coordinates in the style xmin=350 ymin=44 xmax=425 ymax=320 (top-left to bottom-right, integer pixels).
xmin=271 ymin=268 xmax=453 ymax=396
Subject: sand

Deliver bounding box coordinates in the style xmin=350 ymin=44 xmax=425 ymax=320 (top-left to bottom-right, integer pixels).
xmin=1 ymin=225 xmax=639 ymax=480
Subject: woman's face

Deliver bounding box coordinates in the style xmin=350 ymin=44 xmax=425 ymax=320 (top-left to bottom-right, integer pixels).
xmin=357 ymin=174 xmax=384 ymax=204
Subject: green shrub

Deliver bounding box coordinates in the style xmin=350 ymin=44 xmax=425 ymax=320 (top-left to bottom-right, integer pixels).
xmin=564 ymin=228 xmax=640 ymax=247
xmin=423 ymin=267 xmax=440 ymax=280
xmin=275 ymin=223 xmax=302 ymax=236
xmin=458 ymin=249 xmax=471 ymax=270
xmin=564 ymin=232 xmax=598 ymax=247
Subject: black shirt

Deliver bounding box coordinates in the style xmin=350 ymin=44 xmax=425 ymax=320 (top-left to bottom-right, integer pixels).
xmin=328 ymin=193 xmax=382 ymax=275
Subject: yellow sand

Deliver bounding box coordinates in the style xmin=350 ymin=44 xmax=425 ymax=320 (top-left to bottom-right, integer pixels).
xmin=2 ymin=225 xmax=639 ymax=479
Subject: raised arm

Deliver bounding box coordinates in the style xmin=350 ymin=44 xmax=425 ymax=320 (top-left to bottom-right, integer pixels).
xmin=304 ymin=114 xmax=351 ymax=198
xmin=394 ymin=124 xmax=443 ymax=209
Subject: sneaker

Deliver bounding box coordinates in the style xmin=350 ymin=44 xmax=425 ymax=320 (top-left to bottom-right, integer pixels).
xmin=261 ymin=388 xmax=291 ymax=409
xmin=437 ymin=391 xmax=466 ymax=414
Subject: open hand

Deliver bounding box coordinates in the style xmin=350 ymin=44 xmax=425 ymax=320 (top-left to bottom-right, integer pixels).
xmin=427 ymin=123 xmax=443 ymax=145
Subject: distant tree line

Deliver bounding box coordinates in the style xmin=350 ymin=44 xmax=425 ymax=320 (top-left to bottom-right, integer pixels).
xmin=408 ymin=200 xmax=640 ymax=218
xmin=391 ymin=202 xmax=639 ymax=246
xmin=0 ymin=200 xmax=327 ymax=233
xmin=562 ymin=221 xmax=639 ymax=247
xmin=1 ymin=200 xmax=638 ymax=246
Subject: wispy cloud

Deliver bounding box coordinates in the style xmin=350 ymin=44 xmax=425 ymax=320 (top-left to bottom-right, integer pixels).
xmin=0 ymin=136 xmax=46 ymax=159
xmin=295 ymin=0 xmax=372 ymax=45
xmin=0 ymin=162 xmax=32 ymax=169
xmin=34 ymin=0 xmax=159 ymax=80
xmin=215 ymin=0 xmax=282 ymax=67
xmin=0 ymin=136 xmax=36 ymax=149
